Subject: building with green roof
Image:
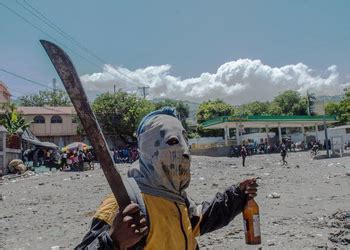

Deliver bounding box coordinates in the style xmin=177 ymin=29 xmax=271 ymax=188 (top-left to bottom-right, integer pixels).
xmin=202 ymin=115 xmax=337 ymax=145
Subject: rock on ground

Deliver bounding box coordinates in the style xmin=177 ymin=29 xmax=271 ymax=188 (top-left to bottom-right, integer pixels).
xmin=1 ymin=151 xmax=349 ymax=249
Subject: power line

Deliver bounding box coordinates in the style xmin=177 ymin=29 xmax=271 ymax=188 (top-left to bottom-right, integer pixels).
xmin=13 ymin=0 xmax=146 ymax=89
xmin=2 ymin=2 xmax=149 ymax=98
xmin=0 ymin=2 xmax=104 ymax=70
xmin=138 ymin=86 xmax=150 ymax=99
xmin=19 ymin=0 xmax=106 ymax=64
xmin=0 ymin=68 xmax=53 ymax=90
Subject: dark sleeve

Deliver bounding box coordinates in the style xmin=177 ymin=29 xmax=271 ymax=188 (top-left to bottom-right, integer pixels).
xmin=199 ymin=185 xmax=247 ymax=235
xmin=75 ymin=218 xmax=115 ymax=250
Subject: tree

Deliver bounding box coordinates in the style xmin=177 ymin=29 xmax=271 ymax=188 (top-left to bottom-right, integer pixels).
xmin=339 ymin=90 xmax=350 ymax=122
xmin=236 ymin=101 xmax=270 ymax=116
xmin=154 ymin=99 xmax=190 ymax=130
xmin=196 ymin=99 xmax=235 ymax=124
xmin=0 ymin=104 xmax=31 ymax=135
xmin=92 ymin=91 xmax=155 ymax=145
xmin=195 ymin=99 xmax=235 ymax=137
xmin=270 ymin=90 xmax=307 ymax=115
xmin=19 ymin=89 xmax=71 ymax=107
xmin=268 ymin=101 xmax=283 ymax=115
xmin=324 ymin=90 xmax=350 ymax=124
xmin=325 ymin=102 xmax=340 ymax=116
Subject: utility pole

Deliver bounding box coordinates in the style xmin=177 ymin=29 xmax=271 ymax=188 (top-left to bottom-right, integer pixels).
xmin=53 ymin=78 xmax=57 ymax=92
xmin=323 ymin=100 xmax=330 ymax=158
xmin=114 ymin=84 xmax=116 ymax=93
xmin=306 ymin=90 xmax=310 ymax=116
xmin=52 ymin=78 xmax=57 ymax=106
xmin=138 ymin=85 xmax=150 ymax=99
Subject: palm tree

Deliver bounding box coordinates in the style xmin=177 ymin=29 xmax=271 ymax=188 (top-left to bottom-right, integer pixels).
xmin=0 ymin=104 xmax=31 ymax=135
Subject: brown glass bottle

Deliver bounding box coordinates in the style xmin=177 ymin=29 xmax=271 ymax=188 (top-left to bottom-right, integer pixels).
xmin=243 ymin=198 xmax=261 ymax=245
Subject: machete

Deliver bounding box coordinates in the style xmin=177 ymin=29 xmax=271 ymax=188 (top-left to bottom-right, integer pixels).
xmin=40 ymin=40 xmax=131 ymax=209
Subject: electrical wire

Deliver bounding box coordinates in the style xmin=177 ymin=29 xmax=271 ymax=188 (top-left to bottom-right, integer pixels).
xmin=0 ymin=2 xmax=102 ymax=70
xmin=0 ymin=68 xmax=53 ymax=90
xmin=15 ymin=0 xmax=147 ymax=88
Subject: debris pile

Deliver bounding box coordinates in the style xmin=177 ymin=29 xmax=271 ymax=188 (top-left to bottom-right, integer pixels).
xmin=328 ymin=210 xmax=350 ymax=246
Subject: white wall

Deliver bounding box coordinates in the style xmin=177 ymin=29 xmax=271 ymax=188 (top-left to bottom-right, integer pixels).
xmin=307 ymin=128 xmax=350 ymax=144
xmin=189 ymin=137 xmax=223 ymax=145
xmin=241 ymin=132 xmax=276 ymax=143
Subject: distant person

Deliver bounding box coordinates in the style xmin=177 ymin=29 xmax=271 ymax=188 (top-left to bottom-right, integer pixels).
xmin=291 ymin=142 xmax=296 ymax=152
xmin=240 ymin=146 xmax=247 ymax=167
xmin=38 ymin=148 xmax=45 ymax=166
xmin=33 ymin=148 xmax=39 ymax=168
xmin=280 ymin=144 xmax=288 ymax=165
xmin=61 ymin=151 xmax=67 ymax=171
xmin=310 ymin=143 xmax=319 ymax=158
xmin=22 ymin=148 xmax=31 ymax=166
xmin=78 ymin=150 xmax=85 ymax=171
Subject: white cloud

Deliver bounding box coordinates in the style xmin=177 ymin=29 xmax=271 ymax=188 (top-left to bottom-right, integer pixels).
xmin=80 ymin=59 xmax=349 ymax=104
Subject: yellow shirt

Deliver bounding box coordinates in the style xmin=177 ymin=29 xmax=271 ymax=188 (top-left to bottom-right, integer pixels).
xmin=94 ymin=193 xmax=200 ymax=249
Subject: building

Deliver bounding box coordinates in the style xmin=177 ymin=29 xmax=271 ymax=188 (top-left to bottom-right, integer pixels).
xmin=190 ymin=115 xmax=338 ymax=156
xmin=17 ymin=106 xmax=80 ymax=147
xmin=0 ymin=81 xmax=11 ymax=104
xmin=202 ymin=115 xmax=338 ymax=145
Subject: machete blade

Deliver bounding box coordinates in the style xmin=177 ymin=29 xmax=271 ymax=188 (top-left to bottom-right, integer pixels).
xmin=40 ymin=40 xmax=130 ymax=208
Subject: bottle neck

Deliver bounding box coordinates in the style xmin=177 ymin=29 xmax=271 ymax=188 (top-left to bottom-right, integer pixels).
xmin=246 ymin=197 xmax=257 ymax=205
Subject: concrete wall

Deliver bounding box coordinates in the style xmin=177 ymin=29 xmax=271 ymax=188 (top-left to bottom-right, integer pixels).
xmin=24 ymin=114 xmax=78 ymax=137
xmin=241 ymin=132 xmax=276 ymax=143
xmin=189 ymin=137 xmax=223 ymax=145
xmin=307 ymin=128 xmax=350 ymax=144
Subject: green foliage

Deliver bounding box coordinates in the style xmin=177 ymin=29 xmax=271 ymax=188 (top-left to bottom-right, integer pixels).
xmin=324 ymin=90 xmax=350 ymax=123
xmin=196 ymin=99 xmax=235 ymax=124
xmin=195 ymin=99 xmax=234 ymax=137
xmin=236 ymin=101 xmax=270 ymax=116
xmin=19 ymin=89 xmax=71 ymax=107
xmin=340 ymin=91 xmax=350 ymax=122
xmin=92 ymin=91 xmax=155 ymax=143
xmin=325 ymin=102 xmax=340 ymax=116
xmin=268 ymin=101 xmax=283 ymax=115
xmin=154 ymin=99 xmax=190 ymax=130
xmin=0 ymin=104 xmax=31 ymax=135
xmin=269 ymin=90 xmax=307 ymax=115
xmin=332 ymin=90 xmax=350 ymax=123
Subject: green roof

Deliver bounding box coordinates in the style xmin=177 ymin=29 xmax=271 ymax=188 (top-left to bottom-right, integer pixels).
xmin=202 ymin=115 xmax=337 ymax=128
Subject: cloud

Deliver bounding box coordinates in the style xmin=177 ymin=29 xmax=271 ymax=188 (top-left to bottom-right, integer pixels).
xmin=80 ymin=59 xmax=350 ymax=104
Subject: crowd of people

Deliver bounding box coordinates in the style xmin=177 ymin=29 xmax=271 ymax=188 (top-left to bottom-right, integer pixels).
xmin=231 ymin=138 xmax=335 ymax=158
xmin=112 ymin=146 xmax=138 ymax=164
xmin=236 ymin=138 xmax=335 ymax=167
xmin=20 ymin=144 xmax=139 ymax=173
xmin=22 ymin=147 xmax=95 ymax=172
xmin=230 ymin=139 xmax=296 ymax=157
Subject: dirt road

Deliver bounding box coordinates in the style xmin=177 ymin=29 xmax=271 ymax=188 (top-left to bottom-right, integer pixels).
xmin=1 ymin=151 xmax=349 ymax=249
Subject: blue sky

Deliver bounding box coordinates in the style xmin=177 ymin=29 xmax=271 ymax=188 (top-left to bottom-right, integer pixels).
xmin=1 ymin=0 xmax=350 ymax=104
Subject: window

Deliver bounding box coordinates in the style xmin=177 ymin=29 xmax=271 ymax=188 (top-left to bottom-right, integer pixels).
xmin=33 ymin=115 xmax=45 ymax=124
xmin=51 ymin=115 xmax=62 ymax=124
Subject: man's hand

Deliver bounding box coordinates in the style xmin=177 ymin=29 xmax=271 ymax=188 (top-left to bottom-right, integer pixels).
xmin=109 ymin=203 xmax=148 ymax=250
xmin=239 ymin=178 xmax=258 ymax=198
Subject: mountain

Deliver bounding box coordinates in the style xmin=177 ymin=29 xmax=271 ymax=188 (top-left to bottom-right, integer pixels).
xmin=315 ymin=95 xmax=343 ymax=103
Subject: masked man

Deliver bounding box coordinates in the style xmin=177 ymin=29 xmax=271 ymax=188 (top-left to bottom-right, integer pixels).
xmin=76 ymin=107 xmax=258 ymax=250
